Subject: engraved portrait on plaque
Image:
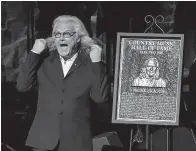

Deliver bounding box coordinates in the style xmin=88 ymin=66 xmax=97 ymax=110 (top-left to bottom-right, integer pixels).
xmin=112 ymin=33 xmax=184 ymax=125
xmin=132 ymin=57 xmax=166 ymax=88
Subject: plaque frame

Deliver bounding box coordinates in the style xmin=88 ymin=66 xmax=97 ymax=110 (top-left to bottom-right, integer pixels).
xmin=112 ymin=32 xmax=184 ymax=126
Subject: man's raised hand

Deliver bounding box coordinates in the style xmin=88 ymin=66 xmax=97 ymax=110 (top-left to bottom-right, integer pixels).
xmin=89 ymin=45 xmax=102 ymax=63
xmin=31 ymin=39 xmax=47 ymax=54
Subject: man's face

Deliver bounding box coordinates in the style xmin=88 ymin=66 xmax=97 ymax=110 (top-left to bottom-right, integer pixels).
xmin=146 ymin=60 xmax=157 ymax=77
xmin=53 ymin=23 xmax=78 ymax=58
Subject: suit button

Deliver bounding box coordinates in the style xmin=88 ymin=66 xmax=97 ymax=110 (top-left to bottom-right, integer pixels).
xmin=61 ymin=100 xmax=64 ymax=104
xmin=62 ymin=89 xmax=65 ymax=93
xmin=60 ymin=112 xmax=63 ymax=115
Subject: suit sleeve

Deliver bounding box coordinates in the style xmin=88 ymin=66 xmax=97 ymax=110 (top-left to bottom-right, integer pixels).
xmin=90 ymin=62 xmax=109 ymax=103
xmin=16 ymin=51 xmax=43 ymax=92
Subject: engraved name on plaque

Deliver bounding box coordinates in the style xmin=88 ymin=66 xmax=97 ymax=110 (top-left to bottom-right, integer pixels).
xmin=112 ymin=33 xmax=184 ymax=125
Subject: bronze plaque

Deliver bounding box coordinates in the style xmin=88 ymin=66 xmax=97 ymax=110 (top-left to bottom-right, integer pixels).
xmin=112 ymin=33 xmax=184 ymax=125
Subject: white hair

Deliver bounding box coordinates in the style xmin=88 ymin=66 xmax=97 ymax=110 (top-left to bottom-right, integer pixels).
xmin=52 ymin=15 xmax=96 ymax=53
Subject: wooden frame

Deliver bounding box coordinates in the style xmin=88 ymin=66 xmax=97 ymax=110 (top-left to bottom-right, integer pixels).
xmin=112 ymin=33 xmax=184 ymax=125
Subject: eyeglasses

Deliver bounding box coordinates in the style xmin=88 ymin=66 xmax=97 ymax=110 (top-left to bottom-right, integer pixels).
xmin=54 ymin=32 xmax=76 ymax=38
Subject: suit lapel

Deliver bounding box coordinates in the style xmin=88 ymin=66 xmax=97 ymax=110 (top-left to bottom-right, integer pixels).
xmin=52 ymin=55 xmax=64 ymax=79
xmin=48 ymin=50 xmax=64 ymax=86
xmin=64 ymin=55 xmax=83 ymax=79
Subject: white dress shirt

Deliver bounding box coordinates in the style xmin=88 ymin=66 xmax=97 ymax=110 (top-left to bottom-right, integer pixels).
xmin=59 ymin=53 xmax=78 ymax=77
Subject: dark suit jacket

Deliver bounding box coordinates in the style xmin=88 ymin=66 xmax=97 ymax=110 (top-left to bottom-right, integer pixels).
xmin=16 ymin=49 xmax=109 ymax=151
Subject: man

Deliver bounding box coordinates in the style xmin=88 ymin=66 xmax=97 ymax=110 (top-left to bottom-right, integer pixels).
xmin=16 ymin=15 xmax=109 ymax=151
xmin=132 ymin=57 xmax=166 ymax=87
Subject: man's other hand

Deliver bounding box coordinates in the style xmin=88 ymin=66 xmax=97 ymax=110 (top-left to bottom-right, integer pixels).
xmin=90 ymin=45 xmax=102 ymax=62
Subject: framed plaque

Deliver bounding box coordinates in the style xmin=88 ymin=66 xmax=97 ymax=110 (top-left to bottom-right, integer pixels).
xmin=112 ymin=33 xmax=184 ymax=125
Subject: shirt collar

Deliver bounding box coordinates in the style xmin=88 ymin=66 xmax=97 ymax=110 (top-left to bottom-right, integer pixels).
xmin=60 ymin=53 xmax=78 ymax=62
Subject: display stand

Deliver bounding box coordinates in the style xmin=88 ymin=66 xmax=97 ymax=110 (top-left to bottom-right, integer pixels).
xmin=128 ymin=15 xmax=196 ymax=151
